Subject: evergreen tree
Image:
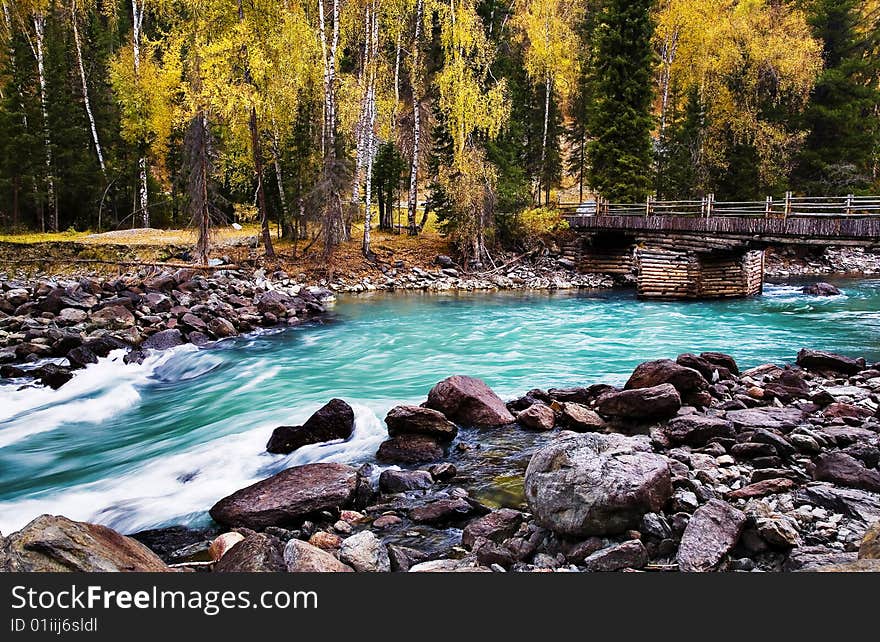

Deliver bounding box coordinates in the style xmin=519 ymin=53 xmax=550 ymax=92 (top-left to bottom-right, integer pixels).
xmin=794 ymin=0 xmax=880 ymax=194
xmin=586 ymin=0 xmax=656 ymax=203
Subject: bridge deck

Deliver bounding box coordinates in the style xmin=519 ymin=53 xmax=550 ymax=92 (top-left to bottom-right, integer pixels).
xmin=563 ymin=214 xmax=880 ymax=244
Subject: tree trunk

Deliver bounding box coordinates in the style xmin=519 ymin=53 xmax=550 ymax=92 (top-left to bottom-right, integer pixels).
xmin=71 ymin=0 xmax=106 ymax=176
xmin=271 ymin=125 xmax=291 ymax=236
xmin=407 ymin=0 xmax=424 ymax=235
xmin=32 ymin=12 xmax=57 ymax=231
xmin=237 ymin=0 xmax=274 ymax=258
xmin=319 ymin=0 xmax=344 ymax=253
xmin=362 ymin=1 xmax=378 ymax=256
xmin=539 ymin=73 xmax=551 ymax=207
xmin=131 ymin=0 xmax=149 ymax=227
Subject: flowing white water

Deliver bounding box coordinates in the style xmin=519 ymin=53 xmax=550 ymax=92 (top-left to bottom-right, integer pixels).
xmin=1 ymin=281 xmax=878 ymax=534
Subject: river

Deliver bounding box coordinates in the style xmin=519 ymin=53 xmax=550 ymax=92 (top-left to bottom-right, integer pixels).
xmin=1 ymin=279 xmax=879 ymax=535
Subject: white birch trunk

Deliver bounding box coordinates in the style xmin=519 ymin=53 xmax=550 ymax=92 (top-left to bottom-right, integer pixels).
xmin=71 ymin=0 xmax=106 ymax=175
xmin=131 ymin=0 xmax=148 ymax=226
xmin=362 ymin=1 xmax=379 ymax=255
xmin=271 ymin=125 xmax=290 ymax=232
xmin=406 ymin=0 xmax=423 ymax=234
xmin=539 ymin=72 xmax=551 ymax=206
xmin=33 ymin=12 xmax=57 ymax=230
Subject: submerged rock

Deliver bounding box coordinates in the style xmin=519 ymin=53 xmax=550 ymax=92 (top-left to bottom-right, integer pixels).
xmin=802 ymin=282 xmax=842 ymax=296
xmin=425 ymin=375 xmax=515 ymax=427
xmin=0 ymin=515 xmax=169 ymax=572
xmin=266 ymin=399 xmax=355 ymax=455
xmin=209 ymin=463 xmax=363 ymax=528
xmin=524 ymin=432 xmax=672 ymax=537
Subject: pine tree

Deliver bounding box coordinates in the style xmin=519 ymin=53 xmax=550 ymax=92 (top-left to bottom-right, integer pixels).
xmin=794 ymin=0 xmax=880 ymax=194
xmin=586 ymin=0 xmax=655 ymax=203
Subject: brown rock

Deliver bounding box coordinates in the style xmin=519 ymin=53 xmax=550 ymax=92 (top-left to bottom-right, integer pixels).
xmin=208 ymin=532 xmax=245 ymax=561
xmin=266 ymin=399 xmax=355 ymax=455
xmin=376 ymin=434 xmax=444 ymax=463
xmin=796 ymin=348 xmax=865 ymax=376
xmin=425 ymin=375 xmax=515 ymax=427
xmin=596 ymin=384 xmax=681 ymax=421
xmin=409 ymin=498 xmax=474 ymax=524
xmin=0 ymin=515 xmax=169 ymax=572
xmin=677 ymin=500 xmax=746 ymax=572
xmin=727 ymin=478 xmax=797 ymax=500
xmin=213 ymin=534 xmax=285 ymax=572
xmin=209 ymin=463 xmax=362 ymax=528
xmin=385 ymin=405 xmax=458 ymax=440
xmin=461 ymin=509 xmax=524 ymax=549
xmin=557 ymin=402 xmax=605 ymax=432
xmin=859 ymin=521 xmax=880 ymax=560
xmin=813 ymin=452 xmax=880 ymax=493
xmin=625 ymin=359 xmax=708 ymax=398
xmin=308 ymin=531 xmax=343 ymax=550
xmin=518 ymin=403 xmax=556 ymax=431
xmin=283 ymin=539 xmax=353 ymax=572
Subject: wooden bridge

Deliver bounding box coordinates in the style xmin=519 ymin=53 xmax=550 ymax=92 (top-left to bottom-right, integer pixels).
xmin=559 ymin=194 xmax=880 ymax=300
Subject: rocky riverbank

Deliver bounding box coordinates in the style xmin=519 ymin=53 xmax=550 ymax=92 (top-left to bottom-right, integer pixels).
xmin=2 ymin=347 xmax=879 ymax=573
xmin=0 ymin=257 xmax=615 ymax=391
xmin=0 ymin=267 xmax=335 ymax=390
xmin=766 ymin=246 xmax=880 ymax=278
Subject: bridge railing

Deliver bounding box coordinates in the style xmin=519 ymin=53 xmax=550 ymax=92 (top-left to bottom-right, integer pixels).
xmin=559 ymin=194 xmax=880 ymax=219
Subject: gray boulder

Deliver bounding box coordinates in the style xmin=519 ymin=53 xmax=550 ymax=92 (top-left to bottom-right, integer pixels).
xmin=524 ymin=432 xmax=672 ymax=537
xmin=338 ymin=531 xmax=390 ymax=572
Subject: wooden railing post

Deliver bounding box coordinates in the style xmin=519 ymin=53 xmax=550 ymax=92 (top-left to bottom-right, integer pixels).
xmin=646 ymin=195 xmax=653 ymax=218
xmin=707 ymin=193 xmax=715 ymax=218
xmin=700 ymin=196 xmax=707 ymax=218
xmin=784 ymin=191 xmax=792 ymax=219
xmin=765 ymin=195 xmax=772 ymax=218
xmin=846 ymin=194 xmax=854 ymax=216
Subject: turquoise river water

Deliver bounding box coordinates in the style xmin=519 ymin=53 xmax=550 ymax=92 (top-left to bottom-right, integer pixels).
xmin=1 ymin=280 xmax=879 ymax=535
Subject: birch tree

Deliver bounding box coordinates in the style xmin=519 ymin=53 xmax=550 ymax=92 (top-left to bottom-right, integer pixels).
xmin=8 ymin=0 xmax=56 ymax=230
xmin=513 ymin=0 xmax=579 ymax=205
xmin=69 ymin=0 xmax=105 ymax=176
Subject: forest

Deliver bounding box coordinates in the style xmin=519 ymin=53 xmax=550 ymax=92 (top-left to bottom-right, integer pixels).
xmin=1 ymin=0 xmax=880 ymax=264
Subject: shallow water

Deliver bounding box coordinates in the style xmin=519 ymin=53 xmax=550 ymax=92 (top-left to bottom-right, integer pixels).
xmin=1 ymin=279 xmax=879 ymax=534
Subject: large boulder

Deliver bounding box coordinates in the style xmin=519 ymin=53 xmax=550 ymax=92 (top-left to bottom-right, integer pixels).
xmin=283 ymin=539 xmax=353 ymax=572
xmin=813 ymin=452 xmax=880 ymax=493
xmin=725 ymin=407 xmax=805 ymax=432
xmin=209 ymin=463 xmax=363 ymax=528
xmin=676 ymin=499 xmax=747 ymax=572
xmin=338 ymin=531 xmax=390 ymax=572
xmin=213 ymin=534 xmax=286 ymax=572
xmin=384 ymin=405 xmax=458 ymax=440
xmin=596 ymin=384 xmax=681 ymax=421
xmin=802 ymin=282 xmax=842 ymax=296
xmin=796 ymin=349 xmax=865 ymax=376
xmin=425 ymin=375 xmax=515 ymax=427
xmin=0 ymin=515 xmax=169 ymax=572
xmin=266 ymin=399 xmax=355 ymax=455
xmin=524 ymin=432 xmax=672 ymax=537
xmin=625 ymin=359 xmax=708 ymax=399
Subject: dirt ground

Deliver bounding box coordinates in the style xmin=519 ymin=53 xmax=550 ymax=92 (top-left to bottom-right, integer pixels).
xmin=0 ymin=219 xmax=455 ymax=280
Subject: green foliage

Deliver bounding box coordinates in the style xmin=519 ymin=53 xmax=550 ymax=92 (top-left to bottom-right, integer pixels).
xmin=587 ymin=0 xmax=656 ymax=203
xmin=794 ymin=0 xmax=880 ymax=194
